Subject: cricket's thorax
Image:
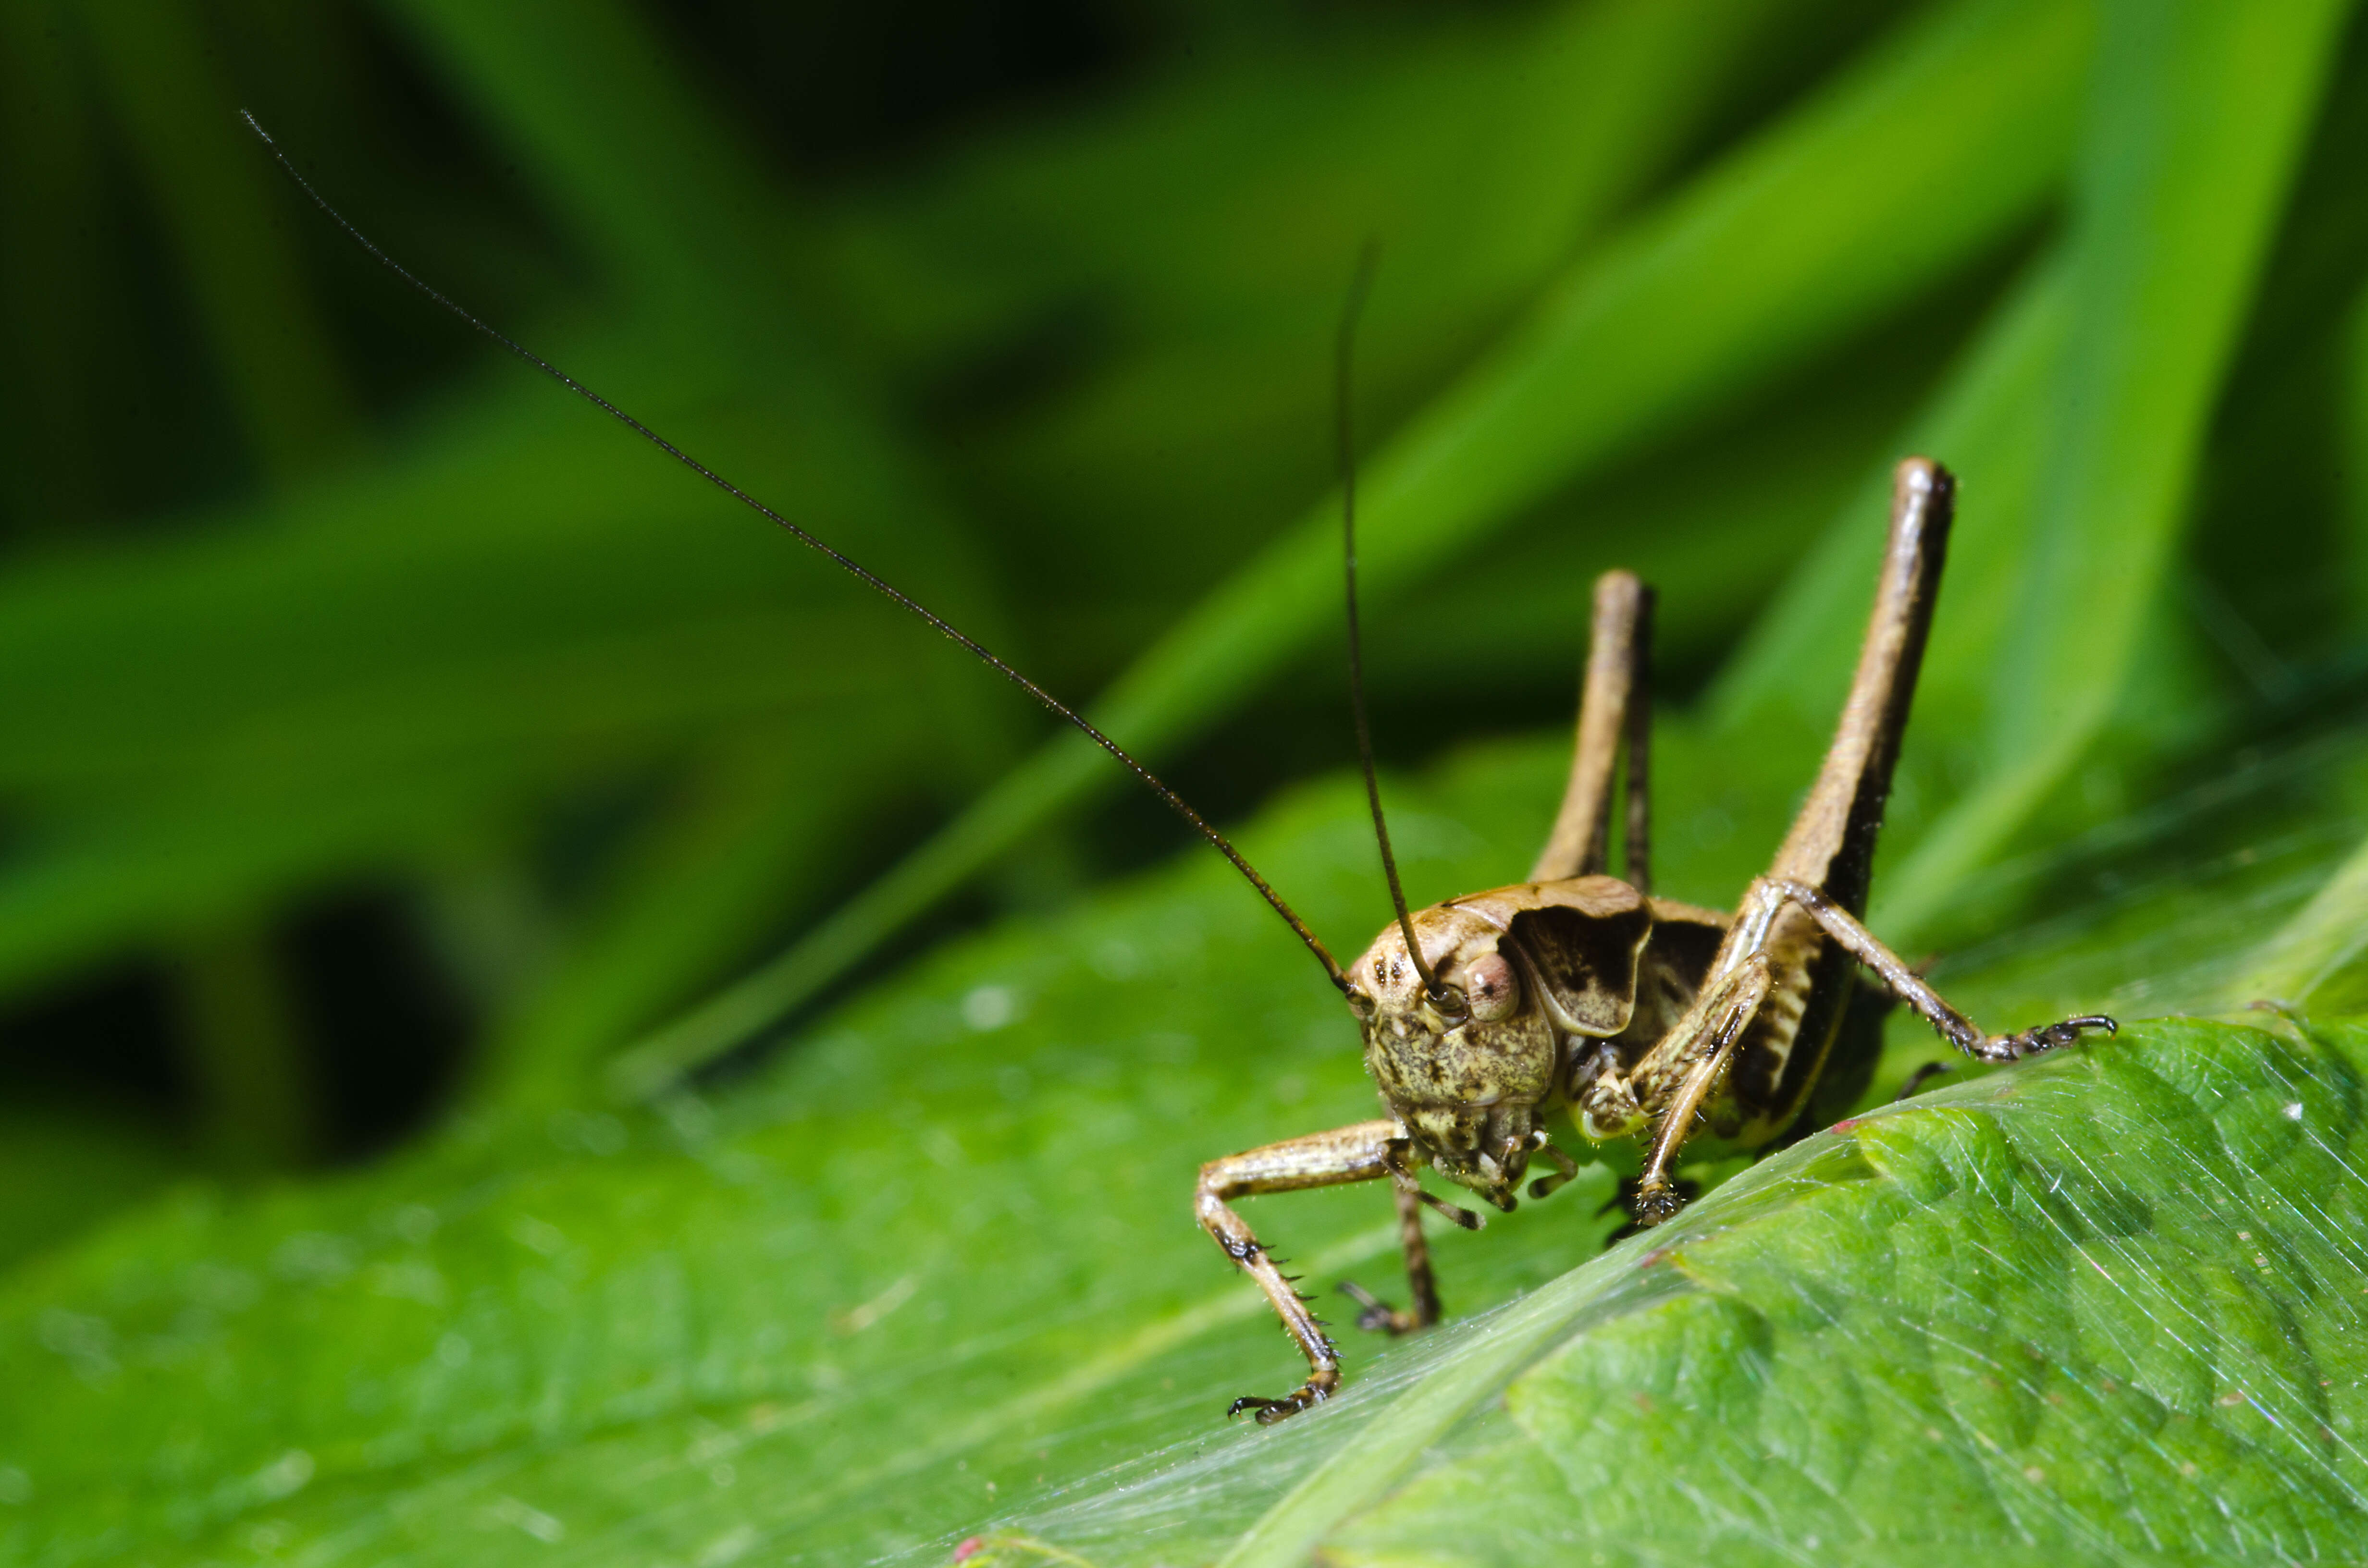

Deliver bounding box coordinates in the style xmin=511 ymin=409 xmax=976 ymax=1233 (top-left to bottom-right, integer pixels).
xmin=1344 ymin=875 xmax=1652 ymax=1197
xmin=1599 ymin=900 xmax=1828 ymax=1149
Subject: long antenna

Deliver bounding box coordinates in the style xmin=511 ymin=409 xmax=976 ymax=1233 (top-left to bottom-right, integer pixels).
xmin=240 ymin=111 xmax=1346 ymax=992
xmin=1336 ymin=245 xmax=1445 ymax=1004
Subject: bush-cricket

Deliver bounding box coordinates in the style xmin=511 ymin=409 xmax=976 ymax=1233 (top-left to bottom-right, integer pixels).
xmin=246 ymin=117 xmax=2117 ymax=1428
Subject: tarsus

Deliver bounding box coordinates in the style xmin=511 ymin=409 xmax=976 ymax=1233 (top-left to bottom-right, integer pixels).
xmin=239 ymin=110 xmax=1346 ymax=991
xmin=1336 ymin=245 xmax=1443 ymax=1002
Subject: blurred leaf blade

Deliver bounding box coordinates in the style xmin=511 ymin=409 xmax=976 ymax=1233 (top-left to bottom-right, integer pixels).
xmin=77 ymin=0 xmax=357 ymax=479
xmin=379 ymin=0 xmax=787 ymax=310
xmin=470 ymin=732 xmax=887 ymax=1111
xmin=1876 ymin=0 xmax=2356 ymax=943
xmin=883 ymin=0 xmax=1906 ymax=589
xmin=0 ymin=323 xmax=1012 ymax=1054
xmin=2220 ymin=822 xmax=2368 ymax=1010
xmin=617 ymin=0 xmax=2098 ymax=1095
xmin=1090 ymin=0 xmax=2090 ymax=755
xmin=11 ymin=723 xmax=2368 ymax=1564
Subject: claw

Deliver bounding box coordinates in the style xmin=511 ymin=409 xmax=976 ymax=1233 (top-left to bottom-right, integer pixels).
xmin=1226 ymin=1378 xmax=1332 ymax=1424
xmin=2026 ymin=1013 xmax=2116 ymax=1051
xmin=1980 ymin=1013 xmax=2118 ymax=1063
xmin=1528 ymin=1142 xmax=1581 ymax=1200
xmin=1338 ymin=1279 xmax=1416 ymax=1335
xmin=1407 ymin=1187 xmax=1485 ymax=1230
xmin=1632 ymin=1180 xmax=1686 ymax=1228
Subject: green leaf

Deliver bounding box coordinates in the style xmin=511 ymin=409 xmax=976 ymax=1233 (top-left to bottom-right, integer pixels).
xmin=616 ymin=0 xmax=2099 ymax=1092
xmin=75 ymin=0 xmax=356 ymax=479
xmin=861 ymin=0 xmax=1895 ymax=596
xmin=0 ymin=745 xmax=1564 ymax=1567
xmin=0 ymin=346 xmax=1013 ymax=1011
xmin=0 ymin=1099 xmax=182 ymax=1274
xmin=1876 ymin=0 xmax=2355 ymax=943
xmin=10 ymin=714 xmax=2368 ymax=1565
xmin=1303 ymin=1016 xmax=2368 ymax=1566
xmin=380 ymin=0 xmax=795 ymax=313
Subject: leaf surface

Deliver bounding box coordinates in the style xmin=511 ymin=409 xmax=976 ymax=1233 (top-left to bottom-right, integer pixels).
xmin=9 ymin=720 xmax=2368 ymax=1566
xmin=1300 ymin=1015 xmax=2368 ymax=1567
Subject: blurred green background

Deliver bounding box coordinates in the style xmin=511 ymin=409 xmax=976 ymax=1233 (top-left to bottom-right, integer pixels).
xmin=2 ymin=0 xmax=2366 ymax=1380
xmin=12 ymin=0 xmax=2368 ymax=1559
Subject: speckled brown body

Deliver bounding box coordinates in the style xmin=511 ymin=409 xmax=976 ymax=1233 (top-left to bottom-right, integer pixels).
xmin=1196 ymin=460 xmax=2116 ymax=1423
xmin=1348 ymin=876 xmax=1709 ymax=1203
xmin=248 ymin=147 xmax=2101 ymax=1439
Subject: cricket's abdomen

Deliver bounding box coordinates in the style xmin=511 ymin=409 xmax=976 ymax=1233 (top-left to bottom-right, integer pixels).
xmin=1716 ymin=906 xmax=1842 ymax=1143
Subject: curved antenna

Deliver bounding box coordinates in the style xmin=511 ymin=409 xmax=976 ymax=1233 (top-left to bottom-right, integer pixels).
xmin=240 ymin=111 xmax=1346 ymax=992
xmin=1335 ymin=245 xmax=1445 ymax=1003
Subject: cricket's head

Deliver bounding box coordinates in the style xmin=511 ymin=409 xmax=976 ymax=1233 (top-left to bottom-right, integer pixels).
xmin=1344 ymin=880 xmax=1656 ymax=1204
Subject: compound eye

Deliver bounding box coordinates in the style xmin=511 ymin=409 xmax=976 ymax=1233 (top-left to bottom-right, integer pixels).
xmin=1462 ymin=951 xmax=1520 ymax=1021
xmin=1344 ymin=987 xmax=1377 ymax=1020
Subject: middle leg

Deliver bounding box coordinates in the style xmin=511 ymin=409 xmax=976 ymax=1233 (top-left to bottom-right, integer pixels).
xmin=1622 ymin=877 xmax=2116 ymax=1225
xmin=1751 ymin=878 xmax=2116 ymax=1062
xmin=1339 ymin=1176 xmax=1441 ymax=1335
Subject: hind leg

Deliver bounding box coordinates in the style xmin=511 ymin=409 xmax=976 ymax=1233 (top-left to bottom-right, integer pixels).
xmin=1532 ymin=571 xmax=1654 ymax=888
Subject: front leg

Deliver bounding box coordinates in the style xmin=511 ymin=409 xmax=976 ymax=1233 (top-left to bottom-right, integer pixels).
xmin=1631 ymin=956 xmax=1773 ymax=1225
xmin=1196 ymin=1119 xmax=1398 ymax=1423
